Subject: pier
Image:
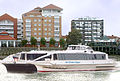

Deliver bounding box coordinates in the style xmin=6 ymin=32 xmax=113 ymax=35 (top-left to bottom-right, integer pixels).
xmin=90 ymin=42 xmax=120 ymax=55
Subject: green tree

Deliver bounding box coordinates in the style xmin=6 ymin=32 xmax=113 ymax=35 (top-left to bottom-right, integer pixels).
xmin=30 ymin=37 xmax=37 ymax=45
xmin=21 ymin=40 xmax=28 ymax=46
xmin=59 ymin=38 xmax=66 ymax=47
xmin=50 ymin=38 xmax=56 ymax=46
xmin=66 ymin=29 xmax=82 ymax=45
xmin=40 ymin=37 xmax=46 ymax=46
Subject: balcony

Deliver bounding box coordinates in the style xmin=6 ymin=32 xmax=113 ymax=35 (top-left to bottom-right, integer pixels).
xmin=7 ymin=31 xmax=14 ymax=33
xmin=26 ymin=29 xmax=31 ymax=31
xmin=54 ymin=26 xmax=59 ymax=28
xmin=54 ymin=34 xmax=59 ymax=36
xmin=17 ymin=31 xmax=21 ymax=34
xmin=17 ymin=36 xmax=22 ymax=38
xmin=17 ymin=27 xmax=21 ymax=30
xmin=0 ymin=23 xmax=14 ymax=26
xmin=0 ymin=27 xmax=13 ymax=29
xmin=26 ymin=33 xmax=31 ymax=36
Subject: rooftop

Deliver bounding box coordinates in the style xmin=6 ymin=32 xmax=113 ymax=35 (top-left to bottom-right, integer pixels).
xmin=0 ymin=32 xmax=16 ymax=40
xmin=23 ymin=4 xmax=62 ymax=15
xmin=42 ymin=4 xmax=63 ymax=10
xmin=0 ymin=13 xmax=17 ymax=21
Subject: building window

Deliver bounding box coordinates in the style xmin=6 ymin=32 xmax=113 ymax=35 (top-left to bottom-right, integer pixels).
xmin=44 ymin=19 xmax=47 ymax=22
xmin=44 ymin=28 xmax=47 ymax=31
xmin=48 ymin=24 xmax=51 ymax=26
xmin=48 ymin=19 xmax=51 ymax=22
xmin=34 ymin=28 xmax=37 ymax=31
xmin=44 ymin=24 xmax=47 ymax=26
xmin=34 ymin=24 xmax=37 ymax=26
xmin=48 ymin=32 xmax=51 ymax=35
xmin=34 ymin=19 xmax=37 ymax=22
xmin=37 ymin=15 xmax=42 ymax=17
xmin=29 ymin=15 xmax=34 ymax=17
xmin=38 ymin=24 xmax=41 ymax=26
xmin=45 ymin=37 xmax=47 ymax=40
xmin=44 ymin=15 xmax=47 ymax=17
xmin=34 ymin=33 xmax=37 ymax=35
xmin=44 ymin=33 xmax=47 ymax=35
xmin=38 ymin=28 xmax=41 ymax=30
xmin=38 ymin=19 xmax=41 ymax=22
xmin=39 ymin=33 xmax=41 ymax=35
xmin=49 ymin=28 xmax=51 ymax=31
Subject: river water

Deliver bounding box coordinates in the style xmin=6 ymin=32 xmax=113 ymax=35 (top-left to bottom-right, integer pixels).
xmin=0 ymin=55 xmax=120 ymax=81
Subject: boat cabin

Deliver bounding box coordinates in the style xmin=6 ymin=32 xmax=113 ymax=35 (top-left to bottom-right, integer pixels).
xmin=14 ymin=45 xmax=107 ymax=62
xmin=16 ymin=52 xmax=107 ymax=62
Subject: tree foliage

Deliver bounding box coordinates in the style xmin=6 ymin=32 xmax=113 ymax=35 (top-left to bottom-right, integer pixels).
xmin=66 ymin=29 xmax=82 ymax=45
xmin=21 ymin=40 xmax=28 ymax=46
xmin=50 ymin=38 xmax=56 ymax=46
xmin=30 ymin=37 xmax=37 ymax=45
xmin=40 ymin=37 xmax=46 ymax=45
xmin=59 ymin=38 xmax=66 ymax=47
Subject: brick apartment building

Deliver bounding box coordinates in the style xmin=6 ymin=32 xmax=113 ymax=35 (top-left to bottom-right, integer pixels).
xmin=22 ymin=4 xmax=63 ymax=43
xmin=0 ymin=13 xmax=23 ymax=47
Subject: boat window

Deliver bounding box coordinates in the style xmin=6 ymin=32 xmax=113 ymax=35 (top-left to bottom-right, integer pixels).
xmin=57 ymin=53 xmax=106 ymax=60
xmin=36 ymin=55 xmax=51 ymax=61
xmin=77 ymin=46 xmax=80 ymax=50
xmin=27 ymin=53 xmax=47 ymax=60
xmin=72 ymin=46 xmax=76 ymax=50
xmin=20 ymin=53 xmax=25 ymax=60
xmin=53 ymin=54 xmax=58 ymax=60
xmin=68 ymin=46 xmax=72 ymax=50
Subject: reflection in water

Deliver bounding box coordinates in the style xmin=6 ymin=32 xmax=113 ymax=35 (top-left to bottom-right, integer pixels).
xmin=0 ymin=55 xmax=120 ymax=81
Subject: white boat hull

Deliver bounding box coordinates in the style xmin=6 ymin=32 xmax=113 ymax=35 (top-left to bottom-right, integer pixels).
xmin=33 ymin=61 xmax=116 ymax=72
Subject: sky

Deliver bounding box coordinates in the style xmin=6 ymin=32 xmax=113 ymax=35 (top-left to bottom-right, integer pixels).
xmin=0 ymin=0 xmax=120 ymax=36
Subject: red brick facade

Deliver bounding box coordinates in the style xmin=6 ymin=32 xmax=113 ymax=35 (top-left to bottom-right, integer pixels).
xmin=0 ymin=13 xmax=17 ymax=39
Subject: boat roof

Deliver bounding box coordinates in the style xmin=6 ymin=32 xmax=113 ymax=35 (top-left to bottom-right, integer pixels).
xmin=20 ymin=50 xmax=49 ymax=54
xmin=68 ymin=45 xmax=90 ymax=47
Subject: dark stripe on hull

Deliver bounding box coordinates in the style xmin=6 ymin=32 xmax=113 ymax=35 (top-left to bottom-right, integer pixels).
xmin=3 ymin=63 xmax=37 ymax=73
xmin=38 ymin=69 xmax=115 ymax=72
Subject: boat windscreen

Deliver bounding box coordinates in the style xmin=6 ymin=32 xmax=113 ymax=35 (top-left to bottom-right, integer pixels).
xmin=86 ymin=47 xmax=93 ymax=50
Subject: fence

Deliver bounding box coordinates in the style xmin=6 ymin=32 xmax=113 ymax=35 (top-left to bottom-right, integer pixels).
xmin=0 ymin=47 xmax=64 ymax=59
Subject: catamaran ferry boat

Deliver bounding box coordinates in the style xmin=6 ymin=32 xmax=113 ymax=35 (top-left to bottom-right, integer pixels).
xmin=1 ymin=45 xmax=116 ymax=73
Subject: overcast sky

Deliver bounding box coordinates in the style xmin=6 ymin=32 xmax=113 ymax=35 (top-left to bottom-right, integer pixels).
xmin=0 ymin=0 xmax=120 ymax=36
